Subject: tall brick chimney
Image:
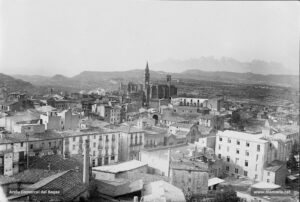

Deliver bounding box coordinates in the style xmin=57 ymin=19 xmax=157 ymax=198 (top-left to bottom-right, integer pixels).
xmin=83 ymin=138 xmax=90 ymax=185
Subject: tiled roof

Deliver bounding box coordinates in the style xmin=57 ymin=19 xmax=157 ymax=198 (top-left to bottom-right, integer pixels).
xmin=162 ymin=115 xmax=185 ymax=122
xmin=264 ymin=160 xmax=285 ymax=172
xmin=95 ymin=179 xmax=143 ymax=197
xmin=170 ymin=122 xmax=193 ymax=128
xmin=29 ymin=154 xmax=83 ymax=171
xmin=0 ymin=175 xmax=19 ymax=185
xmin=92 ymin=160 xmax=147 ymax=174
xmin=14 ymin=169 xmax=60 ymax=184
xmin=8 ymin=170 xmax=87 ymax=202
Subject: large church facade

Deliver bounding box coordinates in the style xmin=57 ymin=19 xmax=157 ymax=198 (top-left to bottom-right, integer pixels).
xmin=143 ymin=62 xmax=177 ymax=107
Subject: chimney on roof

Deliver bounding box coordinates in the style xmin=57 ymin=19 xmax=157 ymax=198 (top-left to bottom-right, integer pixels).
xmin=83 ymin=138 xmax=90 ymax=185
xmin=168 ymin=148 xmax=171 ymax=177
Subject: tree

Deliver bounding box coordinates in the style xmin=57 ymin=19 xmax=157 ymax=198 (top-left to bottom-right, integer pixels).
xmin=287 ymin=142 xmax=299 ymax=171
xmin=213 ymin=186 xmax=243 ymax=202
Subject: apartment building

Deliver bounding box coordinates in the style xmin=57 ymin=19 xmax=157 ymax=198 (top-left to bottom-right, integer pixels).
xmin=117 ymin=126 xmax=144 ymax=162
xmin=62 ymin=130 xmax=119 ymax=167
xmin=215 ymin=130 xmax=276 ymax=182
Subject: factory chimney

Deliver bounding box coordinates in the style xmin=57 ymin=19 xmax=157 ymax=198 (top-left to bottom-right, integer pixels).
xmin=83 ymin=138 xmax=90 ymax=185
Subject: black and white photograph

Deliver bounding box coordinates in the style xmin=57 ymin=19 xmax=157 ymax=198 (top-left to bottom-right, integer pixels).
xmin=0 ymin=0 xmax=299 ymax=202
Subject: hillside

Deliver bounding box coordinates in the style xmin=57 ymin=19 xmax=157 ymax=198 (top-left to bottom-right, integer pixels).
xmin=12 ymin=69 xmax=299 ymax=92
xmin=0 ymin=73 xmax=35 ymax=93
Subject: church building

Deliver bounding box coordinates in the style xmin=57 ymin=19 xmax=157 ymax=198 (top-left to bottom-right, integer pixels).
xmin=143 ymin=62 xmax=177 ymax=107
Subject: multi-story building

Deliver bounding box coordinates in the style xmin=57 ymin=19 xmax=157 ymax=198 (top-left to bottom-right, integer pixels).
xmin=0 ymin=131 xmax=64 ymax=176
xmin=171 ymin=97 xmax=208 ymax=108
xmin=118 ymin=126 xmax=144 ymax=162
xmin=57 ymin=109 xmax=80 ymax=131
xmin=40 ymin=111 xmax=61 ymax=131
xmin=215 ymin=130 xmax=288 ymax=183
xmin=62 ymin=130 xmax=119 ymax=167
xmin=0 ymin=134 xmax=27 ymax=176
xmin=96 ymin=104 xmax=121 ymax=124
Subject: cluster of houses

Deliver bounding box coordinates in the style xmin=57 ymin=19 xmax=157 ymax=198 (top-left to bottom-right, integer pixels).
xmin=0 ymin=85 xmax=299 ymax=202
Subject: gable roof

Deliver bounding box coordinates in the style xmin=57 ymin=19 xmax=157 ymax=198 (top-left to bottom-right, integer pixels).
xmin=95 ymin=179 xmax=143 ymax=197
xmin=8 ymin=170 xmax=87 ymax=202
xmin=92 ymin=160 xmax=147 ymax=174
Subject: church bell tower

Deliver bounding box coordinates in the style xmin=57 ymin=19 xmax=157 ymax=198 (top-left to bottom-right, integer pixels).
xmin=144 ymin=62 xmax=150 ymax=107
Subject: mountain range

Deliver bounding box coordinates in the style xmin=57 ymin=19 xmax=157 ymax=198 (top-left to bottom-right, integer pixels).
xmin=9 ymin=69 xmax=299 ymax=94
xmin=152 ymin=57 xmax=297 ymax=75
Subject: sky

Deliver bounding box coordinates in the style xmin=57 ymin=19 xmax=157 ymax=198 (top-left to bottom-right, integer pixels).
xmin=0 ymin=0 xmax=299 ymax=77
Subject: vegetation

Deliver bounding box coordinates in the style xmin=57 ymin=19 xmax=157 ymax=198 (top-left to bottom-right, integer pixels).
xmin=287 ymin=142 xmax=299 ymax=172
xmin=213 ymin=186 xmax=244 ymax=202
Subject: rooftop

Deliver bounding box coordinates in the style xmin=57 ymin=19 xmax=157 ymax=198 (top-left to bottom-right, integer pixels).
xmin=92 ymin=160 xmax=148 ymax=174
xmin=8 ymin=170 xmax=87 ymax=202
xmin=143 ymin=180 xmax=186 ymax=202
xmin=95 ymin=179 xmax=143 ymax=197
xmin=264 ymin=160 xmax=285 ymax=172
xmin=217 ymin=130 xmax=268 ymax=143
xmin=170 ymin=122 xmax=193 ymax=128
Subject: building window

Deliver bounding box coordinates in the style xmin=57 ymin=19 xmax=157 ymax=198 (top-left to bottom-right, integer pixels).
xmin=94 ymin=135 xmax=96 ymax=139
xmin=244 ymin=171 xmax=248 ymax=176
xmin=226 ymin=166 xmax=229 ymax=171
xmin=246 ymin=142 xmax=250 ymax=147
xmin=245 ymin=160 xmax=248 ymax=167
xmin=245 ymin=150 xmax=249 ymax=156
xmin=49 ymin=142 xmax=51 ymax=147
xmin=267 ymin=172 xmax=270 ymax=176
xmin=237 ymin=140 xmax=240 ymax=145
xmin=256 ymin=154 xmax=259 ymax=161
xmin=219 ymin=137 xmax=222 ymax=141
xmin=93 ymin=143 xmax=96 ymax=148
xmin=236 ymin=149 xmax=239 ymax=154
xmin=267 ymin=179 xmax=270 ymax=183
xmin=255 ymin=174 xmax=258 ymax=179
xmin=218 ymin=154 xmax=221 ymax=159
xmin=257 ymin=144 xmax=260 ymax=152
xmin=235 ymin=168 xmax=238 ymax=174
xmin=255 ymin=164 xmax=258 ymax=171
xmin=226 ymin=156 xmax=230 ymax=162
xmin=21 ymin=142 xmax=24 ymax=147
xmin=235 ymin=158 xmax=239 ymax=164
xmin=111 ymin=156 xmax=115 ymax=160
xmin=30 ymin=144 xmax=33 ymax=149
xmin=73 ymin=137 xmax=76 ymax=141
xmin=228 ymin=138 xmax=231 ymax=143
xmin=99 ymin=135 xmax=102 ymax=141
xmin=219 ymin=145 xmax=221 ymax=150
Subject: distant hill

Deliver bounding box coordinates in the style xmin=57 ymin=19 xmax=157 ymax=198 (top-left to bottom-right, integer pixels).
xmin=11 ymin=68 xmax=299 ymax=92
xmin=0 ymin=73 xmax=35 ymax=93
xmin=152 ymin=57 xmax=297 ymax=75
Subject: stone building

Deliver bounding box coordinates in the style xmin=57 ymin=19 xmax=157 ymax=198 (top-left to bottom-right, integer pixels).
xmin=170 ymin=161 xmax=209 ymax=195
xmin=143 ymin=62 xmax=177 ymax=107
